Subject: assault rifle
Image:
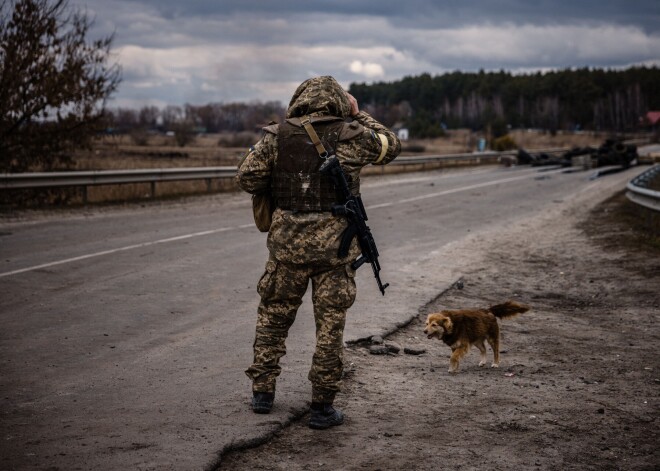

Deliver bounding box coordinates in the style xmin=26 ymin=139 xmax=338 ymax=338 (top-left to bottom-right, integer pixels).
xmin=319 ymin=155 xmax=389 ymax=295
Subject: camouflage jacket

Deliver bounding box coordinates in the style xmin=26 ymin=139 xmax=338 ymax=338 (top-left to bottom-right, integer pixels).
xmin=236 ymin=76 xmax=401 ymax=265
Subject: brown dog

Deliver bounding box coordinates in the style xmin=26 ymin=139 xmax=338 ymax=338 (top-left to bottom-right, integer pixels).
xmin=423 ymin=300 xmax=530 ymax=373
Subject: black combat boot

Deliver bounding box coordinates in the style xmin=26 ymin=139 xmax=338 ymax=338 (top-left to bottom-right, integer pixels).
xmin=309 ymin=402 xmax=344 ymax=429
xmin=251 ymin=392 xmax=274 ymax=414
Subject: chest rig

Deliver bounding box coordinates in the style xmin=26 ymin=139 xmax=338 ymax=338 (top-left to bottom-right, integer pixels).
xmin=272 ymin=116 xmax=359 ymax=212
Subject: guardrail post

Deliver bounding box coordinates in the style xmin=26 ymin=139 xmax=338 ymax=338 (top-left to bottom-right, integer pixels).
xmin=82 ymin=186 xmax=88 ymax=205
xmin=206 ymin=178 xmax=212 ymax=192
xmin=150 ymin=181 xmax=156 ymax=198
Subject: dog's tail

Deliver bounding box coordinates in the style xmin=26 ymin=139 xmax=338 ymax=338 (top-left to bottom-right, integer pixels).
xmin=489 ymin=300 xmax=530 ymax=319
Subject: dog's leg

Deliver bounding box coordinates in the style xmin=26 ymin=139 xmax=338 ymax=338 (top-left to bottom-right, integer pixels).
xmin=487 ymin=335 xmax=500 ymax=368
xmin=476 ymin=341 xmax=487 ymax=367
xmin=449 ymin=344 xmax=469 ymax=373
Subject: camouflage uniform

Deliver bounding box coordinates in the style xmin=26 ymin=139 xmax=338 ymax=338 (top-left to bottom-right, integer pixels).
xmin=237 ymin=76 xmax=401 ymax=404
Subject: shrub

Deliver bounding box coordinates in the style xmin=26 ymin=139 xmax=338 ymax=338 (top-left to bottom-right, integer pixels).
xmin=171 ymin=121 xmax=196 ymax=147
xmin=217 ymin=132 xmax=260 ymax=148
xmin=130 ymin=129 xmax=150 ymax=146
xmin=492 ymin=134 xmax=518 ymax=151
xmin=401 ymin=144 xmax=426 ymax=153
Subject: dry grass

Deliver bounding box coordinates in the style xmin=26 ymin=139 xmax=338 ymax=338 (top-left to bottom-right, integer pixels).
xmin=400 ymin=129 xmax=607 ymax=155
xmin=80 ymin=129 xmax=607 ymax=172
xmin=76 ymin=134 xmax=249 ymax=171
xmin=509 ymin=129 xmax=606 ymax=149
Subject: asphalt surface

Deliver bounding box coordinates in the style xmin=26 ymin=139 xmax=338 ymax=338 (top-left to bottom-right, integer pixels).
xmin=0 ymin=163 xmax=649 ymax=470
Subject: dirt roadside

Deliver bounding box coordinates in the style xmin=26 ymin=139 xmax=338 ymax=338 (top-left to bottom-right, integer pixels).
xmin=218 ymin=189 xmax=659 ymax=470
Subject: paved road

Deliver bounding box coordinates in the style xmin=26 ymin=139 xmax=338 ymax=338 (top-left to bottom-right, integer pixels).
xmin=0 ymin=163 xmax=647 ymax=470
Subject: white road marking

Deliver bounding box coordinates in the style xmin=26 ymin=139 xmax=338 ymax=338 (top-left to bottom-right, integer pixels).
xmin=363 ymin=166 xmax=512 ymax=188
xmin=368 ymin=169 xmax=563 ymax=209
xmin=0 ymin=224 xmax=254 ymax=278
xmin=2 ymin=169 xmax=565 ymax=278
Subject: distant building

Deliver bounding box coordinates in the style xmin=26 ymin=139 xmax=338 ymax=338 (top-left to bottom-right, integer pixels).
xmin=390 ymin=122 xmax=409 ymax=141
xmin=643 ymin=111 xmax=660 ymax=129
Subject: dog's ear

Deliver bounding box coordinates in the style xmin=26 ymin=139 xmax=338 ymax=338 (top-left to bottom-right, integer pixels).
xmin=440 ymin=317 xmax=453 ymax=333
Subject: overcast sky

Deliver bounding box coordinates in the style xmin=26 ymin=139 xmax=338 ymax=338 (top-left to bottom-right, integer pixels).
xmin=82 ymin=0 xmax=660 ymax=109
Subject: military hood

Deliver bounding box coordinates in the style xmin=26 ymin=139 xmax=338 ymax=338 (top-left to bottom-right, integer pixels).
xmin=286 ymin=76 xmax=352 ymax=119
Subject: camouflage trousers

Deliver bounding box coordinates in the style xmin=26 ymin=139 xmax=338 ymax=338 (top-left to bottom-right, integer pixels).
xmin=245 ymin=256 xmax=357 ymax=403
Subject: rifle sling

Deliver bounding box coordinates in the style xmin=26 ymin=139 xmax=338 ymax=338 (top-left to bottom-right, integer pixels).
xmin=300 ymin=116 xmax=329 ymax=158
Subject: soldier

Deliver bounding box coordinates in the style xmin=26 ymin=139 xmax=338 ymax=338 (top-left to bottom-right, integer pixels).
xmin=236 ymin=75 xmax=401 ymax=429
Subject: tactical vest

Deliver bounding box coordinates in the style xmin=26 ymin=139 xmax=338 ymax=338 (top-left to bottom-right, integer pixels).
xmin=272 ymin=116 xmax=361 ymax=212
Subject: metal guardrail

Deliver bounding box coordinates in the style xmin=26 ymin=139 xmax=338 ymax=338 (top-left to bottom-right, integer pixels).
xmin=0 ymin=166 xmax=237 ymax=203
xmin=0 ymin=166 xmax=237 ymax=189
xmin=626 ymin=164 xmax=660 ymax=212
xmin=0 ymin=147 xmax=571 ymax=203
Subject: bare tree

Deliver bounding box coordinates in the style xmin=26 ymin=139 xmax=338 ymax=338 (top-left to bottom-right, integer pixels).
xmin=161 ymin=105 xmax=183 ymax=131
xmin=138 ymin=105 xmax=160 ymax=130
xmin=0 ymin=0 xmax=121 ymax=172
xmin=172 ymin=120 xmax=196 ymax=147
xmin=109 ymin=108 xmax=139 ymax=133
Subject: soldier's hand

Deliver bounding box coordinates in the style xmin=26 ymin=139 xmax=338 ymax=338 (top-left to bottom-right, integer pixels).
xmin=345 ymin=92 xmax=359 ymax=117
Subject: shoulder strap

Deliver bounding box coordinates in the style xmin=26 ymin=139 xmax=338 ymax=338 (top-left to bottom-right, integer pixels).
xmin=338 ymin=120 xmax=365 ymax=141
xmin=262 ymin=123 xmax=279 ymax=135
xmin=300 ymin=116 xmax=329 ymax=158
xmin=286 ymin=115 xmax=342 ymax=127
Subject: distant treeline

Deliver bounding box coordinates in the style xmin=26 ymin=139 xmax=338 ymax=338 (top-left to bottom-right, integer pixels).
xmin=349 ymin=66 xmax=660 ymax=137
xmin=107 ymin=101 xmax=286 ymax=135
xmin=108 ymin=67 xmax=660 ymax=141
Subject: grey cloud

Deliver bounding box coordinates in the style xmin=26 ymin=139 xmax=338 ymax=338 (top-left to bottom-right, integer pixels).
xmin=88 ymin=0 xmax=660 ymax=52
xmin=95 ymin=0 xmax=660 ymax=32
xmin=80 ymin=0 xmax=660 ymax=107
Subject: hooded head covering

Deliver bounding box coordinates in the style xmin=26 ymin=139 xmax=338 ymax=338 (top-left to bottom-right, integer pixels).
xmin=286 ymin=76 xmax=352 ymax=119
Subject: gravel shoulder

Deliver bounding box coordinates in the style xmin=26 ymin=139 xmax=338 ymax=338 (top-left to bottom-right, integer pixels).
xmin=218 ymin=186 xmax=659 ymax=470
